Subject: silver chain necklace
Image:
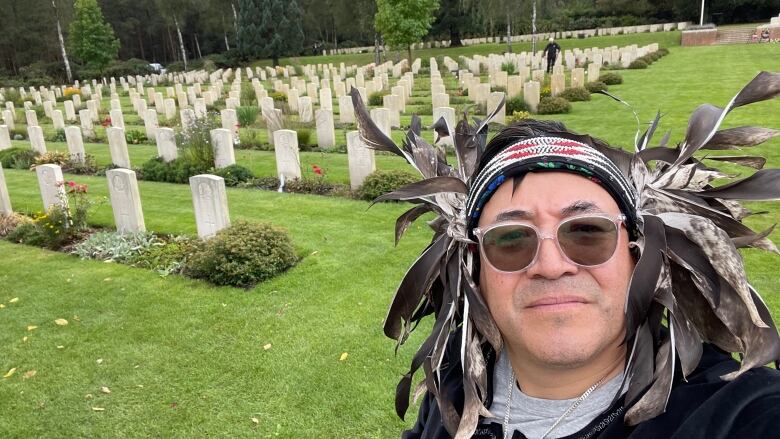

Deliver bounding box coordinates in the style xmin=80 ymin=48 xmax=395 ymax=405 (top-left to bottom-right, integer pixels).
xmin=502 ymin=369 xmax=606 ymax=439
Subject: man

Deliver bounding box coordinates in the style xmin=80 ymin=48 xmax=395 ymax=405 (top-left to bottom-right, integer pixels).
xmin=349 ymin=71 xmax=780 ymax=439
xmin=543 ymin=37 xmax=561 ymax=73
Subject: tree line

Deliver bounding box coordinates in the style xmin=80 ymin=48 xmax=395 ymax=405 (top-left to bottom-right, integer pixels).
xmin=1 ymin=0 xmax=777 ymax=84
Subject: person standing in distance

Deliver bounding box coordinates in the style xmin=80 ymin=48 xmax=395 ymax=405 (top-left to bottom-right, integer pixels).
xmin=543 ymin=37 xmax=561 ymax=74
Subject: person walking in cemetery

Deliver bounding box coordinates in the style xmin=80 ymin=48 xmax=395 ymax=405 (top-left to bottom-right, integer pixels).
xmin=543 ymin=37 xmax=561 ymax=73
xmin=351 ymin=71 xmax=780 ymax=438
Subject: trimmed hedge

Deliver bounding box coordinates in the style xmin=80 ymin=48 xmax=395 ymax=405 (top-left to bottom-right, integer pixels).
xmin=537 ymin=97 xmax=571 ymax=115
xmin=559 ymin=87 xmax=591 ymax=102
xmin=599 ymin=72 xmax=623 ymax=85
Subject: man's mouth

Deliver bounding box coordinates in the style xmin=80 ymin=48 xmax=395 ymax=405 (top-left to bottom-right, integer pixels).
xmin=526 ymin=296 xmax=589 ymax=309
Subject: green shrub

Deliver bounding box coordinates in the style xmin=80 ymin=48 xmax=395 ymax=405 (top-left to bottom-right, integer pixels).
xmin=129 ymin=236 xmax=201 ymax=277
xmin=186 ymin=220 xmax=298 ymax=287
xmin=585 ymin=81 xmax=608 ymax=93
xmin=72 ymin=231 xmax=160 ymax=262
xmin=559 ymin=87 xmax=591 ymax=102
xmin=140 ymin=156 xmax=211 ymax=184
xmin=537 ymin=97 xmax=571 ymax=115
xmin=238 ymin=129 xmax=266 ymax=150
xmin=505 ymin=96 xmax=529 ymax=114
xmin=501 ymin=62 xmax=516 ymax=75
xmin=209 ymin=164 xmax=255 ymax=186
xmin=9 ymin=128 xmax=27 ymax=140
xmin=241 ymin=83 xmax=256 ymax=104
xmin=125 ymin=129 xmax=147 ymax=145
xmin=236 ymin=106 xmax=260 ymax=127
xmin=507 ymin=111 xmax=531 ymax=124
xmin=2 ymin=88 xmax=23 ymax=106
xmin=178 ymin=116 xmax=217 ymax=169
xmin=48 ymin=129 xmax=67 ymax=142
xmin=268 ymin=91 xmax=287 ymax=102
xmin=297 ymin=128 xmax=313 ymax=147
xmin=599 ymin=72 xmax=623 ymax=85
xmin=34 ymin=151 xmax=71 ymax=167
xmin=628 ymin=59 xmax=648 ymax=69
xmin=0 ymin=147 xmax=38 ymax=169
xmin=657 ymin=48 xmax=669 ymax=57
xmin=540 ymin=86 xmax=552 ymax=98
xmin=356 ymin=169 xmax=420 ymax=201
xmin=368 ymin=92 xmax=385 ymax=106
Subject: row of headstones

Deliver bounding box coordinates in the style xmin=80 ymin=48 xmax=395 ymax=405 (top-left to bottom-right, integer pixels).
xmin=0 ymin=164 xmax=228 ymax=240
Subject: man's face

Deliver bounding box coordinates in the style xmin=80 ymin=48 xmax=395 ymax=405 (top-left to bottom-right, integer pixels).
xmin=477 ymin=171 xmax=634 ymax=370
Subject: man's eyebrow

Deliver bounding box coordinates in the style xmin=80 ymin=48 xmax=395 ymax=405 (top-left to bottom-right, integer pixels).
xmin=560 ymin=201 xmax=603 ymax=216
xmin=495 ymin=209 xmax=534 ymax=222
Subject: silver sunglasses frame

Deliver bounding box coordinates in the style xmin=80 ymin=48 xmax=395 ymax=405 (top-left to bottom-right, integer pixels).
xmin=473 ymin=213 xmax=627 ymax=273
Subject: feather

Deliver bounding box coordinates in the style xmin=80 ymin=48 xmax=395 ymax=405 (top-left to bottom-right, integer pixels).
xmin=625 ymin=321 xmax=654 ymax=407
xmin=455 ymin=328 xmax=492 ymax=439
xmin=383 ymin=235 xmax=450 ymax=340
xmin=637 ymin=111 xmax=662 ymax=151
xmin=373 ymin=176 xmax=468 ymax=204
xmin=461 ymin=261 xmax=502 ymax=353
xmin=731 ymin=224 xmax=779 ymax=253
xmin=702 ymin=126 xmax=780 ymax=150
xmin=453 ymin=117 xmax=481 ymax=181
xmin=625 ymin=336 xmax=675 ymax=425
xmin=394 ymin=205 xmax=433 ymax=246
xmin=659 ymin=212 xmax=767 ymax=328
xmin=350 ymin=87 xmax=405 ymax=158
xmin=431 ymin=116 xmax=452 ymax=143
xmin=731 ymin=71 xmax=780 ymax=107
xmin=625 ymin=215 xmax=665 ymax=341
xmin=637 ymin=147 xmax=680 ymax=165
xmin=658 ymin=129 xmax=672 ymax=148
xmin=697 ymin=169 xmax=780 ymax=200
xmin=704 ymin=155 xmax=766 ymax=169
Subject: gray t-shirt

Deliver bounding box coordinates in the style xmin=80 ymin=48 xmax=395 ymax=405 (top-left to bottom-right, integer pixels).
xmin=483 ymin=351 xmax=626 ymax=438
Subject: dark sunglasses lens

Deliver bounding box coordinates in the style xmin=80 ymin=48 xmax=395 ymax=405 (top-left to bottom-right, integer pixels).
xmin=558 ymin=217 xmax=618 ymax=266
xmin=482 ymin=225 xmax=538 ymax=271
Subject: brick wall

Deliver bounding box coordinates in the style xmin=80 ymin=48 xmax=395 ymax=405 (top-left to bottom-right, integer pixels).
xmin=681 ymin=29 xmax=717 ymax=46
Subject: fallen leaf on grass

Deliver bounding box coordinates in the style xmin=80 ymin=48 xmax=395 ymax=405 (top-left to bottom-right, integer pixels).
xmin=54 ymin=319 xmax=68 ymax=326
xmin=263 ymin=343 xmax=272 ymax=351
xmin=100 ymin=386 xmax=111 ymax=394
xmin=311 ymin=251 xmax=319 ymax=256
xmin=251 ymin=417 xmax=260 ymax=425
xmin=9 ymin=297 xmax=18 ymax=303
xmin=85 ymin=394 xmax=93 ymax=400
xmin=339 ymin=352 xmax=349 ymax=361
xmin=0 ymin=304 xmax=5 ymax=309
xmin=103 ymin=278 xmax=112 ymax=282
xmin=22 ymin=337 xmax=28 ymax=342
xmin=27 ymin=325 xmax=37 ymax=331
xmin=73 ymin=315 xmax=80 ymax=322
xmin=23 ymin=370 xmax=36 ymax=379
xmin=3 ymin=367 xmax=16 ymax=378
xmin=96 ymin=359 xmax=103 ymax=365
xmin=92 ymin=407 xmax=105 ymax=412
xmin=170 ymin=402 xmax=178 ymax=409
xmin=56 ymin=345 xmax=64 ymax=349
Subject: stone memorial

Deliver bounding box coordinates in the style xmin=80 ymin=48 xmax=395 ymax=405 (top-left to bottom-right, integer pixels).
xmin=298 ymin=96 xmax=313 ymax=123
xmin=571 ymin=68 xmax=585 ymax=89
xmin=210 ymin=128 xmax=235 ymax=168
xmin=319 ymin=88 xmax=333 ymax=111
xmin=110 ymin=109 xmax=125 ymax=129
xmin=2 ymin=110 xmax=14 ymax=130
xmin=28 ymin=125 xmax=47 ymax=154
xmin=338 ymin=95 xmax=355 ymax=124
xmin=106 ymin=168 xmax=145 ymax=233
xmin=523 ymin=81 xmax=541 ymax=113
xmin=25 ymin=109 xmax=39 ymax=127
xmin=144 ymin=109 xmax=158 ymax=139
xmin=370 ymin=108 xmax=391 ymax=137
xmin=189 ymin=174 xmax=231 ymax=239
xmin=273 ymin=129 xmax=301 ymax=180
xmin=346 ymin=131 xmax=375 ymax=190
xmin=0 ymin=166 xmax=11 ymax=215
xmin=107 ymin=127 xmax=132 ymax=168
xmin=432 ymin=107 xmax=456 ymax=146
xmin=0 ymin=125 xmax=11 ymax=149
xmin=52 ymin=110 xmax=65 ymax=130
xmin=221 ymin=109 xmax=239 ymax=139
xmin=36 ymin=164 xmax=66 ymax=210
xmin=315 ymin=109 xmax=336 ymax=149
xmin=487 ymin=92 xmax=506 ymax=124
xmin=79 ymin=109 xmax=94 ymax=138
xmin=64 ymin=126 xmax=86 ymax=163
xmin=551 ymin=73 xmax=565 ymax=97
xmin=156 ymin=128 xmax=178 ymax=162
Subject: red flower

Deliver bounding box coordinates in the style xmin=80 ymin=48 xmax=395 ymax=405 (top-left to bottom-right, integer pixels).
xmin=68 ymin=181 xmax=76 ymax=187
xmin=312 ymin=165 xmax=323 ymax=176
xmin=101 ymin=117 xmax=112 ymax=127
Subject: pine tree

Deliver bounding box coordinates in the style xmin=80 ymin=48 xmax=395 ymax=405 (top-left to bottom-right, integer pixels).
xmin=237 ymin=0 xmax=262 ymax=60
xmin=68 ymin=0 xmax=120 ymax=75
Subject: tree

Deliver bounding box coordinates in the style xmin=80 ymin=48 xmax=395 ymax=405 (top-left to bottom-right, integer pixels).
xmin=68 ymin=0 xmax=120 ymax=74
xmin=237 ymin=0 xmax=263 ymax=59
xmin=251 ymin=0 xmax=305 ymax=65
xmin=52 ymin=0 xmax=73 ymax=83
xmin=375 ymin=0 xmax=440 ymax=62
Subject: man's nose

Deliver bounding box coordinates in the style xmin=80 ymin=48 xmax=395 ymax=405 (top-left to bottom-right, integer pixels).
xmin=525 ymin=237 xmax=579 ymax=279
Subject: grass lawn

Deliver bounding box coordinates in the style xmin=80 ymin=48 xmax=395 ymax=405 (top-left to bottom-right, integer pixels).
xmin=2 ymin=36 xmax=780 ymax=437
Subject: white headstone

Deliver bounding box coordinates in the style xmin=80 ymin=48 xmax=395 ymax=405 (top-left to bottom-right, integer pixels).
xmin=64 ymin=101 xmax=76 ymax=122
xmin=79 ymin=109 xmax=94 ymax=138
xmin=346 ymin=131 xmax=375 ymax=190
xmin=273 ymin=129 xmax=301 ymax=180
xmin=0 ymin=166 xmax=11 ymax=215
xmin=298 ymin=96 xmax=313 ymax=123
xmin=2 ymin=110 xmax=14 ymax=130
xmin=338 ymin=95 xmax=355 ymax=124
xmin=65 ymin=126 xmax=86 ymax=163
xmin=221 ymin=109 xmax=240 ymax=139
xmin=370 ymin=108 xmax=391 ymax=138
xmin=144 ymin=109 xmax=158 ymax=139
xmin=487 ymin=92 xmax=506 ymax=124
xmin=164 ymin=98 xmax=177 ymax=120
xmin=432 ymin=107 xmax=456 ymax=146
xmin=523 ymin=81 xmax=541 ymax=113
xmin=52 ymin=110 xmax=65 ymax=130
xmin=571 ymin=68 xmax=585 ymax=89
xmin=180 ymin=109 xmax=196 ymax=132
xmin=106 ymin=127 xmax=131 ymax=168
xmin=189 ymin=174 xmax=231 ymax=239
xmin=28 ymin=125 xmax=47 ymax=154
xmin=25 ymin=110 xmax=39 ymax=127
xmin=36 ymin=164 xmax=66 ymax=211
xmin=0 ymin=125 xmax=11 ymax=150
xmin=106 ymin=168 xmax=145 ymax=233
xmin=210 ymin=128 xmax=235 ymax=168
xmin=315 ymin=109 xmax=336 ymax=149
xmin=319 ymin=88 xmax=333 ymax=111
xmin=156 ymin=127 xmax=178 ymax=162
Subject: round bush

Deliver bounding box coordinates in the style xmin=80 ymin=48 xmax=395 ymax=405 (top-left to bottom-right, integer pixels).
xmin=357 ymin=169 xmax=420 ymax=201
xmin=209 ymin=164 xmax=255 ymax=186
xmin=186 ymin=220 xmax=298 ymax=287
xmin=657 ymin=48 xmax=669 ymax=57
xmin=585 ymin=81 xmax=608 ymax=93
xmin=368 ymin=92 xmax=384 ymax=106
xmin=537 ymin=97 xmax=571 ymax=115
xmin=628 ymin=59 xmax=648 ymax=69
xmin=599 ymin=72 xmax=623 ymax=85
xmin=559 ymin=87 xmax=591 ymax=102
xmin=505 ymin=96 xmax=529 ymax=114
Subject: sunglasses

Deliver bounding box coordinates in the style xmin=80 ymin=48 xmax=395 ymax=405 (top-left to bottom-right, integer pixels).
xmin=473 ymin=214 xmax=626 ymax=273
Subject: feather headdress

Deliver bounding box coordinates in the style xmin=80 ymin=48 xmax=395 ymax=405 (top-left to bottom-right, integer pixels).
xmin=351 ymin=71 xmax=780 ymax=438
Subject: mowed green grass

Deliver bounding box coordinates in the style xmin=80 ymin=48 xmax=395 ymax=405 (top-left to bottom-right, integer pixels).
xmin=2 ymin=39 xmax=780 ymax=437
